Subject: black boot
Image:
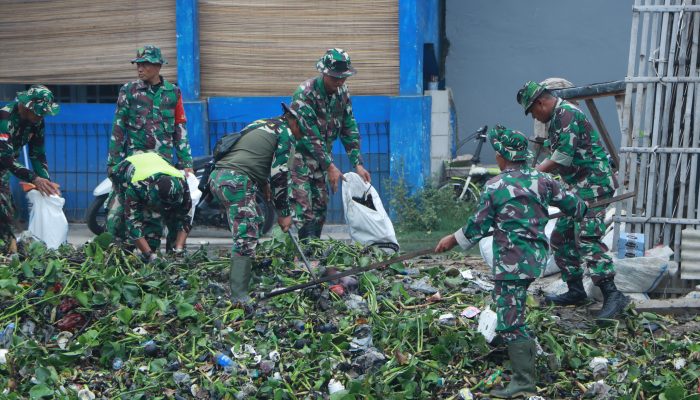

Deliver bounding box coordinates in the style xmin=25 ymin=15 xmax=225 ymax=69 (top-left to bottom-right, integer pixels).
xmin=596 ymin=278 xmax=629 ymax=320
xmin=544 ymin=277 xmax=587 ymax=306
xmin=298 ymin=223 xmax=320 ymax=241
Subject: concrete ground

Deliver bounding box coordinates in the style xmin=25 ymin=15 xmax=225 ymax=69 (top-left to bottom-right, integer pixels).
xmin=66 ymin=223 xmax=351 ymax=251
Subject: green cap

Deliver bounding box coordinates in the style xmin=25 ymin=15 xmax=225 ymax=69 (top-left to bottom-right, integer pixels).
xmin=516 ymin=81 xmax=547 ymax=115
xmin=16 ymin=85 xmax=59 ymax=117
xmin=131 ymin=45 xmax=167 ymax=64
xmin=488 ymin=125 xmax=531 ymax=162
xmin=316 ymin=48 xmax=356 ymax=78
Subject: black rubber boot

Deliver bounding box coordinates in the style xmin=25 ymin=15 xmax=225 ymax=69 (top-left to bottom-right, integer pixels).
xmin=596 ymin=278 xmax=630 ymax=320
xmin=543 ymin=277 xmax=587 ymax=306
xmin=490 ymin=338 xmax=537 ymax=399
xmin=298 ymin=223 xmax=321 ymax=241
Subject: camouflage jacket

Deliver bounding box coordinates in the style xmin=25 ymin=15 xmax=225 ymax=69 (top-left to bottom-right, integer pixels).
xmin=216 ymin=118 xmax=293 ymax=217
xmin=454 ymin=166 xmax=587 ymax=280
xmin=291 ymin=76 xmax=362 ymax=170
xmin=107 ymin=77 xmax=192 ymax=177
xmin=547 ymin=99 xmax=616 ymax=200
xmin=0 ymin=102 xmax=50 ymax=183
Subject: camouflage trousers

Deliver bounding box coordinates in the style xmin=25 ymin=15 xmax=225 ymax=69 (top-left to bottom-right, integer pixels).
xmin=493 ymin=279 xmax=533 ymax=342
xmin=289 ymin=152 xmax=328 ymax=228
xmin=0 ymin=174 xmax=15 ymax=248
xmin=106 ymin=185 xmax=128 ymax=242
xmin=550 ymin=192 xmax=615 ymax=284
xmin=210 ymin=168 xmax=262 ymax=257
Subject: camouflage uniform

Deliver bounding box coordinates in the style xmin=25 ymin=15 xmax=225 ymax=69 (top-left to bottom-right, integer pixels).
xmin=114 ymin=153 xmax=191 ymax=251
xmin=210 ymin=118 xmax=293 ymax=257
xmin=0 ymin=86 xmax=59 ymax=248
xmin=106 ymin=46 xmax=192 ymax=243
xmin=518 ymin=81 xmax=616 ymax=284
xmin=289 ymin=49 xmax=363 ymax=233
xmin=453 ymin=126 xmax=586 ymax=341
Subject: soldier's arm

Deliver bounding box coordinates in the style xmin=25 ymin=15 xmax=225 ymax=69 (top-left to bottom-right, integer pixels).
xmin=107 ymin=86 xmax=131 ymax=178
xmin=269 ymin=128 xmax=292 ymax=217
xmin=0 ymin=136 xmax=37 ymax=183
xmin=550 ymin=179 xmax=588 ymax=221
xmin=546 ymin=109 xmax=577 ymax=169
xmin=454 ymin=189 xmax=496 ymax=249
xmin=28 ymin=123 xmax=50 ymax=179
xmin=292 ymin=93 xmax=332 ymax=171
xmin=173 ymin=90 xmax=193 ymax=170
xmin=339 ymin=96 xmax=363 ymax=167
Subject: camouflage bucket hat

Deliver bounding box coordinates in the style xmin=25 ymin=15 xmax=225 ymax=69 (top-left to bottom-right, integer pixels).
xmin=488 ymin=125 xmax=531 ymax=162
xmin=16 ymin=85 xmax=60 ymax=117
xmin=281 ymin=102 xmax=300 ymax=120
xmin=131 ymin=45 xmax=167 ymax=64
xmin=517 ymin=81 xmax=547 ymax=115
xmin=316 ymin=48 xmax=356 ymax=78
xmin=155 ymin=175 xmax=184 ymax=207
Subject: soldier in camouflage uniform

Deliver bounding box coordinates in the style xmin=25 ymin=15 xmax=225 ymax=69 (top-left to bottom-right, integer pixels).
xmin=289 ymin=48 xmax=372 ymax=240
xmin=106 ymin=45 xmax=193 ymax=250
xmin=113 ymin=152 xmax=191 ymax=262
xmin=518 ymin=81 xmax=629 ymax=320
xmin=209 ymin=103 xmax=302 ymax=303
xmin=435 ymin=126 xmax=587 ymax=399
xmin=0 ymin=85 xmax=61 ymax=253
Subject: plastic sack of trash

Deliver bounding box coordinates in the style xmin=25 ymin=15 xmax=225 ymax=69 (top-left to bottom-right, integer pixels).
xmin=26 ymin=189 xmax=68 ymax=249
xmin=186 ymin=174 xmax=201 ymax=223
xmin=342 ymin=172 xmax=399 ymax=253
xmin=612 ymin=246 xmax=677 ymax=294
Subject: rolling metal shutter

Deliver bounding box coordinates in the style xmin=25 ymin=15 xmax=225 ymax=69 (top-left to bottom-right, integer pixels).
xmin=0 ymin=0 xmax=177 ymax=85
xmin=199 ymin=0 xmax=399 ymax=97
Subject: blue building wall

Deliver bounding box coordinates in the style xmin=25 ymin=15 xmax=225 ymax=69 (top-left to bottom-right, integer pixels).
xmin=13 ymin=0 xmax=437 ymax=224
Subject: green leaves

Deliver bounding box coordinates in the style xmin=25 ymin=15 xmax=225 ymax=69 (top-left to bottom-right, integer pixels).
xmin=176 ymin=302 xmax=197 ymax=319
xmin=116 ymin=307 xmax=133 ymax=325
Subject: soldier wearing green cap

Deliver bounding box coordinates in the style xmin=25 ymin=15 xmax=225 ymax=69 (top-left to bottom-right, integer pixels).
xmin=106 ymin=45 xmax=193 ymax=250
xmin=0 ymin=85 xmax=61 ymax=253
xmin=288 ymin=48 xmax=371 ymax=241
xmin=517 ymin=80 xmax=629 ymax=321
xmin=435 ymin=125 xmax=587 ymax=399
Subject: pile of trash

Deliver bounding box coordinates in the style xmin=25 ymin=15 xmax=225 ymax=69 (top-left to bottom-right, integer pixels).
xmin=0 ymin=231 xmax=699 ymax=399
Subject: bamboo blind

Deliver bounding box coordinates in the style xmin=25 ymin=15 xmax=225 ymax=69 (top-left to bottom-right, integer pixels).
xmin=0 ymin=0 xmax=177 ymax=85
xmin=615 ymin=0 xmax=700 ymax=270
xmin=199 ymin=0 xmax=399 ymax=97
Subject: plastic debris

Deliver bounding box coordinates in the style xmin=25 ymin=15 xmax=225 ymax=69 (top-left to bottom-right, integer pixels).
xmin=673 ymin=357 xmax=686 ymax=370
xmin=460 ymin=306 xmax=481 ymax=319
xmin=268 ymin=350 xmax=280 ymax=362
xmin=426 ymin=292 xmax=442 ymax=303
xmin=458 ymin=387 xmax=474 ymax=400
xmin=438 ymin=313 xmax=456 ymax=326
xmin=484 ymin=369 xmax=502 ymax=387
xmin=586 ymin=380 xmax=611 ymax=397
xmin=477 ymin=309 xmax=498 ymax=343
xmin=328 ymin=378 xmax=345 ymax=394
xmin=409 ymin=278 xmax=438 ymax=294
xmin=460 ymin=269 xmax=474 ymax=280
xmin=56 ymin=331 xmax=73 ymax=350
xmin=77 ymin=388 xmax=96 ymax=400
xmin=0 ymin=323 xmax=15 ymax=348
xmin=132 ymin=327 xmax=148 ymax=335
xmin=345 ymin=294 xmax=370 ymax=314
xmin=142 ymin=340 xmax=158 ymax=356
xmin=0 ymin=349 xmax=8 ymax=365
xmin=329 ymin=284 xmax=345 ymax=296
xmin=589 ymin=357 xmax=609 ymax=377
xmin=112 ymin=358 xmax=123 ymax=370
xmin=173 ymin=372 xmax=191 ymax=385
xmin=215 ymin=353 xmax=235 ymax=372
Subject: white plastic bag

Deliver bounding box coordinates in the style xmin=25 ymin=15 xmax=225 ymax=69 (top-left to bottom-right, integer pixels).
xmin=186 ymin=174 xmax=202 ymax=223
xmin=26 ymin=190 xmax=68 ymax=249
xmin=477 ymin=308 xmax=498 ymax=343
xmin=342 ymin=172 xmax=399 ymax=252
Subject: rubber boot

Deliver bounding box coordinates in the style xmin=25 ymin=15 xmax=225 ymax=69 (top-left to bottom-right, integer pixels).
xmin=298 ymin=222 xmax=321 ymax=241
xmin=229 ymin=255 xmax=252 ymax=304
xmin=543 ymin=277 xmax=587 ymax=306
xmin=490 ymin=338 xmax=537 ymax=399
xmin=596 ymin=278 xmax=630 ymax=320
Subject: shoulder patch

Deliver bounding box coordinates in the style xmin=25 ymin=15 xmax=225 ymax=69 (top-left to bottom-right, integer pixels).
xmin=0 ymin=133 xmax=9 ymax=141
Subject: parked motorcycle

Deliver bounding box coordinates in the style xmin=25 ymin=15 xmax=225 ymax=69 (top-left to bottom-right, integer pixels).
xmin=85 ymin=155 xmax=275 ymax=236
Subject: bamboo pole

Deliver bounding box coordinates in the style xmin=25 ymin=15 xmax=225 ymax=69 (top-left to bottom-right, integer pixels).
xmin=615 ymin=0 xmax=644 ymax=251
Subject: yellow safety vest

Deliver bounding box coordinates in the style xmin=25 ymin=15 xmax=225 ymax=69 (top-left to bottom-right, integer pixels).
xmin=126 ymin=153 xmax=184 ymax=183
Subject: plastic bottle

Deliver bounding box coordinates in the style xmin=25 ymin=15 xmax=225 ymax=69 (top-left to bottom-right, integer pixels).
xmin=0 ymin=323 xmax=15 ymax=348
xmin=215 ymin=353 xmax=234 ymax=372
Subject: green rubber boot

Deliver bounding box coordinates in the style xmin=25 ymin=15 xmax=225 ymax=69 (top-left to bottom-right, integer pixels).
xmin=490 ymin=338 xmax=537 ymax=399
xmin=229 ymin=255 xmax=252 ymax=304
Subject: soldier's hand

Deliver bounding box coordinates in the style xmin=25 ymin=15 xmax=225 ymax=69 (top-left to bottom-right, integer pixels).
xmin=278 ymin=216 xmax=292 ymax=232
xmin=435 ymin=234 xmax=457 ymax=253
xmin=183 ymin=168 xmax=194 ymax=177
xmin=328 ymin=163 xmax=344 ymax=193
xmin=32 ymin=177 xmax=61 ymax=196
xmin=356 ymin=164 xmax=371 ymax=183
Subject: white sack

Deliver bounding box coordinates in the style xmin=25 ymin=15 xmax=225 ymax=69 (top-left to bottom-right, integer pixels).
xmin=186 ymin=174 xmax=202 ymax=223
xmin=26 ymin=190 xmax=68 ymax=249
xmin=342 ymin=172 xmax=399 ymax=252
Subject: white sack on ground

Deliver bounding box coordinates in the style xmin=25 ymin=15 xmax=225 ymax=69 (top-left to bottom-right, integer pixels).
xmin=186 ymin=174 xmax=202 ymax=223
xmin=342 ymin=172 xmax=399 ymax=253
xmin=26 ymin=189 xmax=68 ymax=249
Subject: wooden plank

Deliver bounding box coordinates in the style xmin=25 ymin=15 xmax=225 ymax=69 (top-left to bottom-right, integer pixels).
xmin=588 ymin=298 xmax=700 ymax=314
xmin=585 ymin=99 xmax=620 ymax=170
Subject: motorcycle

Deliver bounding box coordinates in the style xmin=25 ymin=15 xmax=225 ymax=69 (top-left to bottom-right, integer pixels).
xmin=85 ymin=155 xmax=276 ymax=236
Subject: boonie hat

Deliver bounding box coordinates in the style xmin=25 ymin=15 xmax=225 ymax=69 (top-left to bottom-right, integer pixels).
xmin=488 ymin=125 xmax=532 ymax=162
xmin=316 ymin=48 xmax=356 ymax=78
